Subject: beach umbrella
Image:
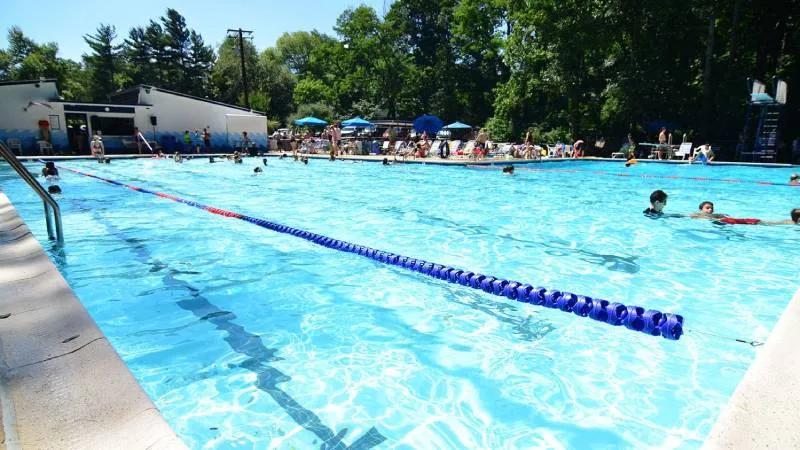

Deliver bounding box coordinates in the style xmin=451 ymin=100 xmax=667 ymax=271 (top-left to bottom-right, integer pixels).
xmin=443 ymin=121 xmax=472 ymax=129
xmin=341 ymin=117 xmax=373 ymax=127
xmin=295 ymin=116 xmax=328 ymax=127
xmin=412 ymin=115 xmax=444 ymax=134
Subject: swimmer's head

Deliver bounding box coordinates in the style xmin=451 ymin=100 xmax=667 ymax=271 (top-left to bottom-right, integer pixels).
xmin=383 ymin=158 xmax=389 ymax=165
xmin=502 ymin=165 xmax=514 ymax=174
xmin=699 ymin=201 xmax=714 ymax=214
xmin=791 ymin=208 xmax=800 ymax=224
xmin=263 ymin=158 xmax=268 ymax=166
xmin=791 ymin=173 xmax=799 ymax=182
xmin=254 ymin=167 xmax=262 ymax=173
xmin=48 ymin=185 xmax=61 ymax=194
xmin=649 ymin=190 xmax=668 ymax=211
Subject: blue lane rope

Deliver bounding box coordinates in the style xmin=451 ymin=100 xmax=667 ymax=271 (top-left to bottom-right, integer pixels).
xmin=52 ymin=163 xmax=684 ymax=340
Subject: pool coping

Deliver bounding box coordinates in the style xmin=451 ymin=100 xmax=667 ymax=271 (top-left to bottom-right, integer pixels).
xmin=0 ymin=191 xmax=186 ymax=449
xmin=702 ymin=287 xmax=800 ymax=449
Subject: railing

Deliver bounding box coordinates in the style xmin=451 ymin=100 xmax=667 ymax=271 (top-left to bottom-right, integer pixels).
xmin=0 ymin=140 xmax=63 ymax=243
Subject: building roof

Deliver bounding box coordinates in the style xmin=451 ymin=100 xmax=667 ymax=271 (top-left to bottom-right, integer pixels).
xmin=0 ymin=78 xmax=58 ymax=87
xmin=109 ymin=85 xmax=265 ymax=115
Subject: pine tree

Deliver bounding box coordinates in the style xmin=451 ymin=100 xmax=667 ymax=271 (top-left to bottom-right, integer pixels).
xmin=83 ymin=24 xmax=122 ymax=101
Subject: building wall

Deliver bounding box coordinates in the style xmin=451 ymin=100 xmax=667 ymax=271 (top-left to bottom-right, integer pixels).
xmin=136 ymin=88 xmax=267 ymax=151
xmin=0 ymin=81 xmax=69 ymax=152
xmin=1 ymin=82 xmax=266 ymax=154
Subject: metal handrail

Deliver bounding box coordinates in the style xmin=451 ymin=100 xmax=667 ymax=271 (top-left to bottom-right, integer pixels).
xmin=0 ymin=141 xmax=63 ymax=243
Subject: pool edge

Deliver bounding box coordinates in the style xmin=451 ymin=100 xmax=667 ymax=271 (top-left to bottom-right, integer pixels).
xmin=0 ymin=191 xmax=187 ymax=449
xmin=703 ymin=287 xmax=800 ymax=449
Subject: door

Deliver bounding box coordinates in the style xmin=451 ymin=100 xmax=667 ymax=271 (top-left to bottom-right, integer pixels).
xmin=65 ymin=113 xmax=89 ymax=154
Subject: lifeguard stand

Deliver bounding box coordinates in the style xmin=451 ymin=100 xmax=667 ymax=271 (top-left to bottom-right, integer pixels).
xmin=739 ymin=79 xmax=787 ymax=162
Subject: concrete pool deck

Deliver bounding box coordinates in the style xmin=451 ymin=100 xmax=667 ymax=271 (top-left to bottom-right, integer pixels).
xmin=0 ymin=192 xmax=186 ymax=449
xmin=703 ymin=288 xmax=800 ymax=449
xmin=1 ymin=154 xmax=798 ymax=447
xmin=17 ymin=152 xmax=798 ymax=168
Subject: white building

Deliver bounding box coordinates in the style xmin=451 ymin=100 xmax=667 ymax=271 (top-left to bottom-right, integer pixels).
xmin=0 ymin=79 xmax=267 ymax=154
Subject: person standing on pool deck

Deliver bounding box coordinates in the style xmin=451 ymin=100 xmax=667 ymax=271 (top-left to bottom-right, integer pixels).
xmin=644 ymin=190 xmax=668 ymax=216
xmin=330 ymin=122 xmax=341 ymax=158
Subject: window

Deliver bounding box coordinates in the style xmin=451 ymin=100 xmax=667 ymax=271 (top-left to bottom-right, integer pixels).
xmin=90 ymin=115 xmax=135 ymax=136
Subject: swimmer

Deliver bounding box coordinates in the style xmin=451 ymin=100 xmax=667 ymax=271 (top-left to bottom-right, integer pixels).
xmin=760 ymin=208 xmax=800 ymax=225
xmin=382 ymin=158 xmax=390 ymax=166
xmin=262 ymin=158 xmax=268 ymax=166
xmin=502 ymin=165 xmax=515 ymax=174
xmin=47 ymin=185 xmax=62 ymax=194
xmin=691 ymin=201 xmax=726 ymax=219
xmin=209 ymin=156 xmax=215 ymax=163
xmin=103 ymin=158 xmax=111 ymax=164
xmin=790 ymin=174 xmax=799 ymax=186
xmin=279 ymin=153 xmax=287 ymax=159
xmin=253 ymin=167 xmax=263 ymax=173
xmin=41 ymin=161 xmax=59 ymax=177
xmin=174 ymin=152 xmax=183 ymax=163
xmin=643 ymin=190 xmax=668 ymax=216
xmin=625 ymin=153 xmax=638 ymax=167
xmin=301 ymin=157 xmax=309 ymax=165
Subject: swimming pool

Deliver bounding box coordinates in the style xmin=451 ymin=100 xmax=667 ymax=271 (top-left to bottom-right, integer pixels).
xmin=2 ymin=158 xmax=798 ymax=449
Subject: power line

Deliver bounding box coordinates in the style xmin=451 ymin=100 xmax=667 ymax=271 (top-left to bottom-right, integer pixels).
xmin=227 ymin=28 xmax=253 ymax=110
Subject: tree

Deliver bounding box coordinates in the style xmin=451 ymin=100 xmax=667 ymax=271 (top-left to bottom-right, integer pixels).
xmin=83 ymin=24 xmax=122 ymax=101
xmin=161 ymin=9 xmax=191 ymax=91
xmin=211 ymin=36 xmax=259 ymax=106
xmin=184 ymin=31 xmax=215 ymax=97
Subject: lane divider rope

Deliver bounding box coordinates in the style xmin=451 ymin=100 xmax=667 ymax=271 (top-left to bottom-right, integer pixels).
xmin=51 ymin=163 xmax=684 ymax=340
xmin=467 ymin=164 xmax=800 ymax=187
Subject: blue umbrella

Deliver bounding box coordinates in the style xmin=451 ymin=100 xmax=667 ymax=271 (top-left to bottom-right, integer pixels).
xmin=412 ymin=115 xmax=444 ymax=134
xmin=443 ymin=121 xmax=472 ymax=129
xmin=341 ymin=117 xmax=373 ymax=127
xmin=295 ymin=116 xmax=328 ymax=127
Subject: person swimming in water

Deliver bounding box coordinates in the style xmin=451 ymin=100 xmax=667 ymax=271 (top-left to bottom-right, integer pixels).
xmin=263 ymin=158 xmax=268 ymax=166
xmin=502 ymin=165 xmax=515 ymax=174
xmin=643 ymin=190 xmax=668 ymax=216
xmin=790 ymin=174 xmax=799 ymax=185
xmin=47 ymin=185 xmax=62 ymax=194
xmin=253 ymin=167 xmax=263 ymax=174
xmin=691 ymin=201 xmax=727 ymax=219
xmin=757 ymin=208 xmax=800 ymax=225
xmin=41 ymin=161 xmax=60 ymax=180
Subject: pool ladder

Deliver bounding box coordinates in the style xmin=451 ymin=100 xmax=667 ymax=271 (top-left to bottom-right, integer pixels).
xmin=0 ymin=140 xmax=63 ymax=243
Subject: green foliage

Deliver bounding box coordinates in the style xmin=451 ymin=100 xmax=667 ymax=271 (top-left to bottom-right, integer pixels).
xmin=293 ymin=78 xmax=335 ymax=106
xmin=289 ymin=102 xmax=335 ymax=125
xmin=83 ymin=24 xmax=122 ymax=101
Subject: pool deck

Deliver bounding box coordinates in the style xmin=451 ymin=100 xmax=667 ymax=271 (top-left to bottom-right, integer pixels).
xmin=703 ymin=287 xmax=800 ymax=449
xmin=0 ymin=191 xmax=186 ymax=449
xmin=1 ymin=154 xmax=799 ymax=448
xmin=17 ymin=152 xmax=797 ymax=168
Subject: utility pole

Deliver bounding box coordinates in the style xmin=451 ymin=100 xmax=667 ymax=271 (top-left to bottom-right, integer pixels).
xmin=227 ymin=28 xmax=253 ymax=110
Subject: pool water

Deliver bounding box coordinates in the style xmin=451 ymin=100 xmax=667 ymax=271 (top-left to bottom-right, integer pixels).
xmin=2 ymin=158 xmax=799 ymax=449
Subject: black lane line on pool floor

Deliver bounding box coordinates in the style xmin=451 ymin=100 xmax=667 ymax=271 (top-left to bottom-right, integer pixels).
xmin=87 ymin=210 xmax=386 ymax=450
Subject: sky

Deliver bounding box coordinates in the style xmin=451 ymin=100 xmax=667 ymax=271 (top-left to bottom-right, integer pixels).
xmin=1 ymin=0 xmax=393 ymax=61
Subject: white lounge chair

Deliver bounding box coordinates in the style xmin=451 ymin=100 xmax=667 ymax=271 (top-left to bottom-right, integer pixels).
xmin=674 ymin=142 xmax=692 ymax=160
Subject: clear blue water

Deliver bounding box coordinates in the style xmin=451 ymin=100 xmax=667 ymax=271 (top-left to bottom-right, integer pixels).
xmin=2 ymin=158 xmax=799 ymax=449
